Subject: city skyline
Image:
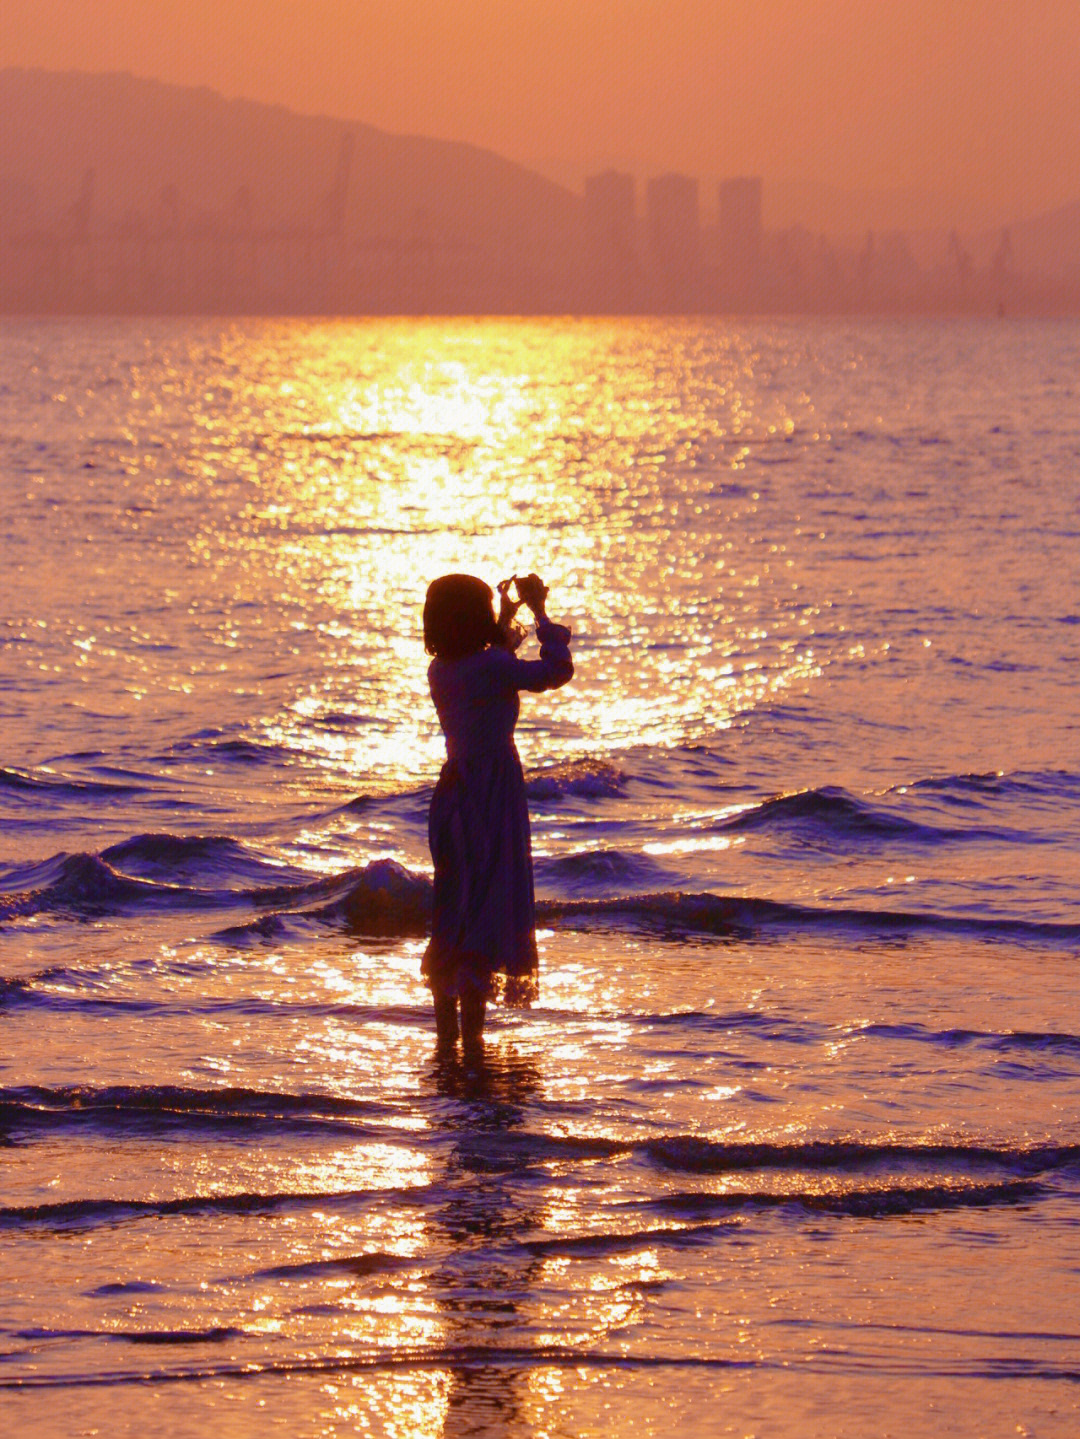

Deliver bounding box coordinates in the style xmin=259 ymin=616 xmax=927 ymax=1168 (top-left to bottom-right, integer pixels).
xmin=3 ymin=1 xmax=1080 ymax=234
xmin=2 ymin=67 xmax=1077 ymax=315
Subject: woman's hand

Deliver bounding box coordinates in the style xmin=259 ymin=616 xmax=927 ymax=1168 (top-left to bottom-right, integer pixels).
xmin=496 ymin=577 xmax=523 ymax=628
xmin=496 ymin=579 xmax=527 ymax=651
xmin=514 ymin=573 xmax=549 ymax=617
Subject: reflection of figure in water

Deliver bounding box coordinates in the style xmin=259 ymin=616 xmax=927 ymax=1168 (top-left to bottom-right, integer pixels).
xmin=425 ymin=1044 xmax=546 ymax=1436
xmin=422 ymin=572 xmax=573 ymax=1050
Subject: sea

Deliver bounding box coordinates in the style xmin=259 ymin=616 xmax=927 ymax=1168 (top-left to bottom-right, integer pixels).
xmin=2 ymin=315 xmax=1079 ymax=1438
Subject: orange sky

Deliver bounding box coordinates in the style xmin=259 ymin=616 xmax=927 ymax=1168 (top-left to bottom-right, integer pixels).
xmin=3 ymin=0 xmax=1078 ymax=228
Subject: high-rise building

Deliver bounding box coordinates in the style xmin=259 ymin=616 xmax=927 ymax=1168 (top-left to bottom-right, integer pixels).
xmin=717 ymin=176 xmax=763 ymax=275
xmin=584 ymin=170 xmax=635 ymax=256
xmin=646 ymin=173 xmax=700 ymax=276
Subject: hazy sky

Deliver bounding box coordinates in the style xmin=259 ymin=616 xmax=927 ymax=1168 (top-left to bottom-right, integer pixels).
xmin=3 ymin=0 xmax=1079 ymax=227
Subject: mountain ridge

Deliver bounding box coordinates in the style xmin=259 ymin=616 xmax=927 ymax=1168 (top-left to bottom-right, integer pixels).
xmin=0 ymin=67 xmax=583 ymax=249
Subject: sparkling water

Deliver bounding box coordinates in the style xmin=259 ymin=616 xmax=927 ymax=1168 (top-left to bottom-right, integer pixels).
xmin=2 ymin=317 xmax=1080 ymax=1436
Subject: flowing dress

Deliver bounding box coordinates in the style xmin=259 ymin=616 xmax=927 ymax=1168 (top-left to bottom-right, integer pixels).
xmin=422 ymin=618 xmax=573 ymax=1004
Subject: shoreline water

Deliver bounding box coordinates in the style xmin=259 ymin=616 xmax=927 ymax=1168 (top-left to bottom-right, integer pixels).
xmin=3 ymin=316 xmax=1079 ymax=1435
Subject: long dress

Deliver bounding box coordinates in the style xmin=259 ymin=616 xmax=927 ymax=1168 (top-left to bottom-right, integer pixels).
xmin=422 ymin=618 xmax=573 ymax=1005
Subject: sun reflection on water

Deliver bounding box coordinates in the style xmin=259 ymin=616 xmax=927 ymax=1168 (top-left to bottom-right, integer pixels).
xmin=315 ymin=1373 xmax=451 ymax=1439
xmin=142 ymin=318 xmax=835 ymax=792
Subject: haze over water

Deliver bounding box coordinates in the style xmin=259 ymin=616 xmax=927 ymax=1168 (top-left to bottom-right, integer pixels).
xmin=7 ymin=0 xmax=1080 ymax=230
xmin=3 ymin=316 xmax=1080 ymax=1436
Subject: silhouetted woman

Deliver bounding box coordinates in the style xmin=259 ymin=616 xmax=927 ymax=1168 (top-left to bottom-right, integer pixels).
xmin=422 ymin=572 xmax=573 ymax=1050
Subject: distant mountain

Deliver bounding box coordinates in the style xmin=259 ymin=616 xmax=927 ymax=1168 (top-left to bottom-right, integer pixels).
xmin=0 ymin=67 xmax=583 ymax=255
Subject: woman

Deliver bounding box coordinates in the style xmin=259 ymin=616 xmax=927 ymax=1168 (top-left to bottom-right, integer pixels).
xmin=422 ymin=572 xmax=573 ymax=1049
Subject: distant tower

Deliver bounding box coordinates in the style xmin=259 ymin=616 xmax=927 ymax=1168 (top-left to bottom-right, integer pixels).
xmin=991 ymin=228 xmax=1014 ymax=284
xmin=879 ymin=230 xmax=918 ymax=284
xmin=717 ymin=176 xmax=763 ymax=278
xmin=321 ymin=130 xmax=354 ymax=236
xmin=646 ymin=173 xmax=700 ymax=279
xmin=65 ymin=168 xmax=95 ymax=240
xmin=858 ymin=229 xmax=876 ymax=287
xmin=948 ymin=229 xmax=973 ymax=288
xmin=584 ymin=170 xmax=635 ymax=257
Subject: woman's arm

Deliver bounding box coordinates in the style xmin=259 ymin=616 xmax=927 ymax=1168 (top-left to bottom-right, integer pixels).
xmin=494 ymin=573 xmax=573 ymax=692
xmin=495 ymin=578 xmax=527 ymax=652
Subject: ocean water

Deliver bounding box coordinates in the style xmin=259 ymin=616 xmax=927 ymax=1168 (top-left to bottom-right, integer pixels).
xmin=2 ymin=315 xmax=1080 ymax=1437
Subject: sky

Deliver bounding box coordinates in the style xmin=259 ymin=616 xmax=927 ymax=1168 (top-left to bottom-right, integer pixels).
xmin=3 ymin=0 xmax=1079 ymax=229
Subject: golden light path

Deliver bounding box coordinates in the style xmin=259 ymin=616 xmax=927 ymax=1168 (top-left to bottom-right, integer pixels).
xmin=210 ymin=318 xmax=843 ymax=808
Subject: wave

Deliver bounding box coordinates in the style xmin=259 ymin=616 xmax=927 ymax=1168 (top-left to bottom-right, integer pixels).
xmin=625 ymin=1009 xmax=1080 ymax=1063
xmin=331 ymin=745 xmax=730 ymax=816
xmin=642 ymin=1136 xmax=1080 ymax=1177
xmin=98 ymin=832 xmax=308 ymax=888
xmin=0 ymin=1350 xmax=759 ymax=1393
xmin=320 ymin=759 xmax=1077 ymax=845
xmin=853 ymin=1021 xmax=1080 ymax=1057
xmin=8 ymin=1344 xmax=1079 ymax=1394
xmin=158 ymin=735 xmax=292 ymax=767
xmin=7 ymin=837 xmax=1076 ymax=948
xmin=3 ymin=1325 xmax=250 ymax=1353
xmin=333 ymin=755 xmax=628 ymax=817
xmin=0 ymin=1173 xmax=1044 ymax=1235
xmin=6 ymin=1080 xmax=1077 ymax=1192
xmin=247 ymin=1251 xmax=417 ymax=1282
xmin=0 ymin=847 xmax=306 ymax=922
xmin=0 ymin=978 xmax=434 ymax=1028
xmin=905 ymin=768 xmax=1080 ymax=802
xmin=520 ymin=1221 xmax=738 ymax=1260
xmin=626 ymin=1179 xmax=1041 ymax=1221
xmin=0 ymin=764 xmax=149 ymax=800
xmin=0 ymin=1083 xmax=403 ymax=1139
xmin=0 ymin=1082 xmax=623 ymax=1155
xmin=535 ymin=848 xmax=672 ymax=892
xmin=211 ymin=869 xmax=1080 ymax=948
xmin=525 ymin=758 xmax=627 ymax=800
xmin=0 ymin=1186 xmax=398 ymax=1230
xmin=540 ymin=890 xmax=1080 ymax=947
xmin=0 ymin=852 xmax=197 ymax=921
xmin=6 ymin=811 xmax=1075 ymax=955
xmin=101 ymin=832 xmax=254 ymax=867
xmin=0 ymin=840 xmax=387 ymax=925
xmin=717 ymin=784 xmax=1033 ymax=844
xmin=213 ymin=859 xmax=431 ymax=942
xmin=346 ymin=759 xmax=1080 ymax=818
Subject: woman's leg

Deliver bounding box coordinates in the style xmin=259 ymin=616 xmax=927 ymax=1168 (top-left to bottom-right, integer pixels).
xmin=432 ymin=988 xmax=459 ymax=1045
xmin=460 ymin=990 xmax=486 ymax=1050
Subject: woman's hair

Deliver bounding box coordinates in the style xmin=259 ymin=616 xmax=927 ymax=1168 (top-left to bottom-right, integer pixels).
xmin=424 ymin=574 xmax=501 ymax=658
